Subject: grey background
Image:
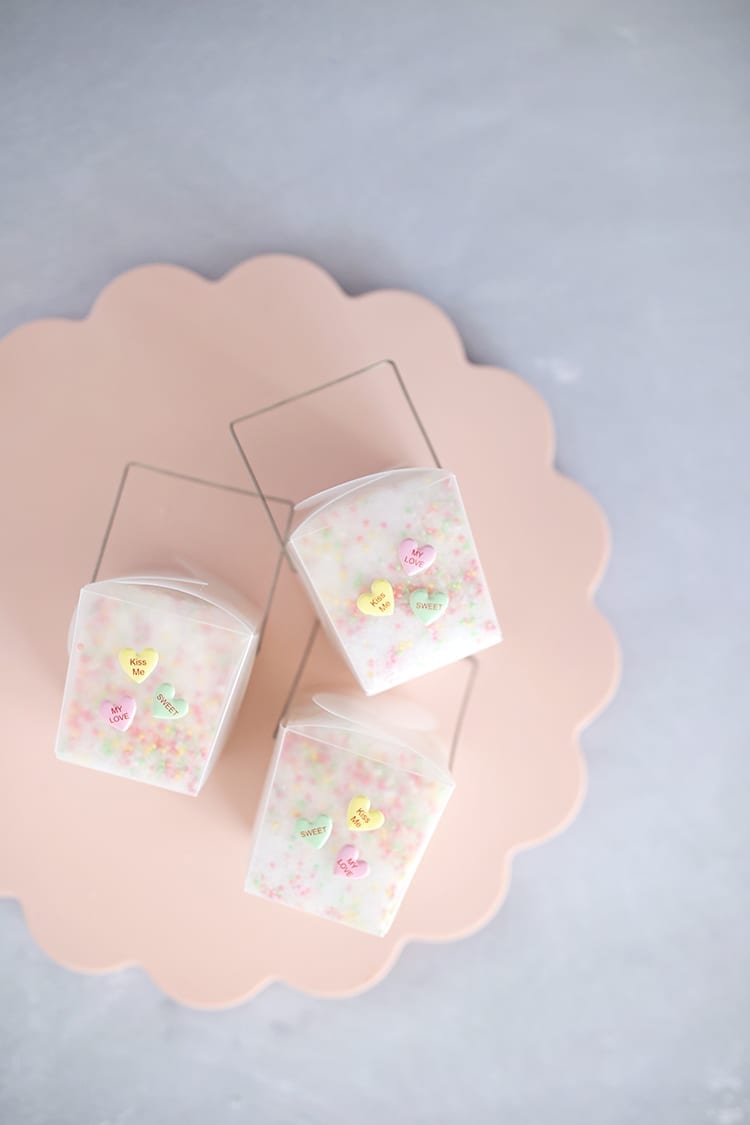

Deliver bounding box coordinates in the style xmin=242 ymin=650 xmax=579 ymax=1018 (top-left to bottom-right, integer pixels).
xmin=1 ymin=1 xmax=748 ymax=1122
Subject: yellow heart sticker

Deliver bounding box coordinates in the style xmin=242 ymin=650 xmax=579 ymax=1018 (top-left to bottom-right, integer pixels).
xmin=347 ymin=795 xmax=385 ymax=832
xmin=118 ymin=647 xmax=159 ymax=683
xmin=356 ymin=579 xmax=394 ymax=617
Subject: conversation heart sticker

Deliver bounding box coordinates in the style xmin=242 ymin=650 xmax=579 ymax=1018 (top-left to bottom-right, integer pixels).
xmin=356 ymin=579 xmax=394 ymax=617
xmin=118 ymin=647 xmax=159 ymax=683
xmin=399 ymin=537 xmax=437 ymax=576
xmin=409 ymin=588 xmax=449 ymax=625
xmin=99 ymin=695 xmax=136 ymax=733
xmin=346 ymin=795 xmax=385 ymax=832
xmin=333 ymin=844 xmax=370 ymax=880
xmin=296 ymin=814 xmax=333 ymax=849
xmin=152 ymin=682 xmax=189 ymax=719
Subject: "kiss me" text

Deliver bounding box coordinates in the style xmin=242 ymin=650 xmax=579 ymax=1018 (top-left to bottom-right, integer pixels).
xmin=369 ymin=592 xmax=392 ymax=612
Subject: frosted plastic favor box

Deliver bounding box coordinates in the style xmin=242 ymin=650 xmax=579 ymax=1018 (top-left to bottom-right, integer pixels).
xmin=286 ymin=467 xmax=501 ymax=695
xmin=244 ymin=694 xmax=455 ymax=936
xmin=55 ymin=574 xmax=259 ymax=795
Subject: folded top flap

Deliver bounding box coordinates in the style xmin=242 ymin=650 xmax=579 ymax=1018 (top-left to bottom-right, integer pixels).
xmin=290 ymin=467 xmax=452 ymax=541
xmin=81 ymin=573 xmax=258 ymax=634
xmin=286 ymin=693 xmax=453 ymax=784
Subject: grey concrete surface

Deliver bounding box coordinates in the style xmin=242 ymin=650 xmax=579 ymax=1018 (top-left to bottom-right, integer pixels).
xmin=1 ymin=1 xmax=748 ymax=1122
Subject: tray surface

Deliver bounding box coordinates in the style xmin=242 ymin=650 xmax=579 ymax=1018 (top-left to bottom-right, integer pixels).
xmin=0 ymin=256 xmax=619 ymax=1004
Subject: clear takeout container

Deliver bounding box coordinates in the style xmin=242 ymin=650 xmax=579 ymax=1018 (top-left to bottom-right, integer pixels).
xmin=286 ymin=467 xmax=501 ymax=695
xmin=55 ymin=573 xmax=259 ymax=795
xmin=244 ymin=693 xmax=455 ymax=936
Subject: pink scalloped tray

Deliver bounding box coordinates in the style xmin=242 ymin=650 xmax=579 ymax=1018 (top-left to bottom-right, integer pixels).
xmin=0 ymin=256 xmax=619 ymax=1005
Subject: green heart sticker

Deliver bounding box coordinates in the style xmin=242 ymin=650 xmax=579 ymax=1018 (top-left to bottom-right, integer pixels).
xmin=296 ymin=814 xmax=333 ymax=849
xmin=152 ymin=682 xmax=189 ymax=720
xmin=409 ymin=588 xmax=449 ymax=625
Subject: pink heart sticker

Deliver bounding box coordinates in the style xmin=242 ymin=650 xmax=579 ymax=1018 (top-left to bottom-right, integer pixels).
xmin=333 ymin=844 xmax=370 ymax=880
xmin=399 ymin=537 xmax=437 ymax=576
xmin=99 ymin=695 xmax=136 ymax=733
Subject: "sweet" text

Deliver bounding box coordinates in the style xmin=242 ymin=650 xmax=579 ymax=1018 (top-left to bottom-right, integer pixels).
xmin=156 ymin=692 xmax=178 ymax=716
